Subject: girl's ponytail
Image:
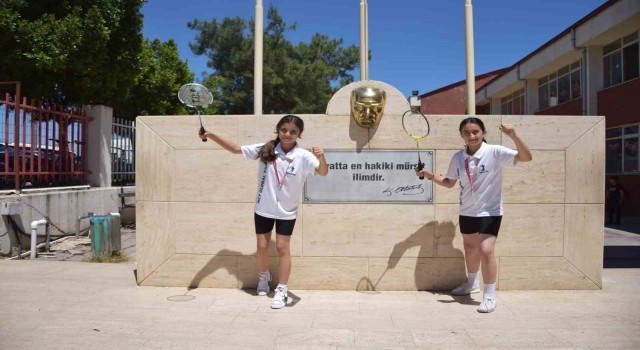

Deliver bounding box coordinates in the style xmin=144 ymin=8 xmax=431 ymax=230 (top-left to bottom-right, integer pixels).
xmin=258 ymin=138 xmax=280 ymax=164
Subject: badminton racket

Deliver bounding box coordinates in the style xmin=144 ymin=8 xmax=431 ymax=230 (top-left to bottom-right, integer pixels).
xmin=401 ymin=110 xmax=430 ymax=179
xmin=178 ymin=83 xmax=214 ymax=142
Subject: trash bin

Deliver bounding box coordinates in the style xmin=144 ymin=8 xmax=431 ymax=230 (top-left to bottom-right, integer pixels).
xmin=89 ymin=213 xmax=121 ymax=255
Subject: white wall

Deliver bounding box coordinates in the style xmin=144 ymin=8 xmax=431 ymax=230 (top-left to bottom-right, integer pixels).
xmin=0 ymin=187 xmax=122 ymax=256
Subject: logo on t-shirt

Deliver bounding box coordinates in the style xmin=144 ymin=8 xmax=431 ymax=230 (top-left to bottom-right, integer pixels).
xmin=479 ymin=164 xmax=488 ymax=173
xmin=286 ymin=164 xmax=297 ymax=175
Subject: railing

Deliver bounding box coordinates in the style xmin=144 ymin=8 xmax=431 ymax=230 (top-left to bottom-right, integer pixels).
xmin=111 ymin=117 xmax=135 ymax=186
xmin=0 ymin=89 xmax=89 ymax=191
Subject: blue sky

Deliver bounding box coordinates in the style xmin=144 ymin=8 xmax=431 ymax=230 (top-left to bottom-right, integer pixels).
xmin=142 ymin=0 xmax=606 ymax=97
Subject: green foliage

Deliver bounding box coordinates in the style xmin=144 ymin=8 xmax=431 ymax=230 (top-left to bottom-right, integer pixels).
xmin=188 ymin=4 xmax=360 ymax=114
xmin=0 ymin=1 xmax=143 ymax=106
xmin=199 ymin=74 xmax=224 ymax=115
xmin=118 ymin=39 xmax=194 ymax=117
xmin=0 ymin=0 xmax=194 ymax=119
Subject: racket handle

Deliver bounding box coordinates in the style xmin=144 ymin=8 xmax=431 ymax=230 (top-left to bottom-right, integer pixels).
xmin=199 ymin=126 xmax=207 ymax=142
xmin=417 ymin=161 xmax=425 ymax=180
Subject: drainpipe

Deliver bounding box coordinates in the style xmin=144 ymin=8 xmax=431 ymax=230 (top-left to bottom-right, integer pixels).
xmin=572 ymin=28 xmax=588 ymax=116
xmin=30 ymin=219 xmax=47 ymax=259
xmin=517 ymin=64 xmax=528 ymax=114
xmin=44 ymin=223 xmax=51 ymax=252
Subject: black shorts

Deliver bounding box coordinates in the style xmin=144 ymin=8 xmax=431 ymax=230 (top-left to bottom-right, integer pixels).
xmin=254 ymin=213 xmax=296 ymax=236
xmin=459 ymin=215 xmax=502 ymax=236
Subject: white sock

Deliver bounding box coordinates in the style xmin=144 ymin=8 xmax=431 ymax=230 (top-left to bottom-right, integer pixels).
xmin=259 ymin=270 xmax=269 ymax=275
xmin=483 ymin=283 xmax=496 ymax=297
xmin=467 ymin=272 xmax=479 ymax=288
xmin=276 ymin=283 xmax=287 ymax=291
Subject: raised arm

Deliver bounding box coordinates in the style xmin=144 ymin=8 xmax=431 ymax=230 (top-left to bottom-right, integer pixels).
xmin=311 ymin=146 xmax=328 ymax=176
xmin=499 ymin=124 xmax=532 ymax=162
xmin=199 ymin=131 xmax=242 ymax=154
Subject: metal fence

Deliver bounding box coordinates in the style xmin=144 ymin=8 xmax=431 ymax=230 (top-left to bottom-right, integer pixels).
xmin=0 ymin=92 xmax=89 ymax=191
xmin=111 ymin=117 xmax=135 ymax=186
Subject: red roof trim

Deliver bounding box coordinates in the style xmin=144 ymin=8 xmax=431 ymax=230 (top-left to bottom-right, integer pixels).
xmin=420 ymin=67 xmax=510 ymax=97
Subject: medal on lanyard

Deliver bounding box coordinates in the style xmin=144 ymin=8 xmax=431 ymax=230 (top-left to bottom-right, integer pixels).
xmin=464 ymin=157 xmax=479 ymax=192
xmin=274 ymin=157 xmax=292 ymax=190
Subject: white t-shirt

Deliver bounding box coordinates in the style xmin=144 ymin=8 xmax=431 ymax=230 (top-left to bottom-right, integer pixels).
xmin=446 ymin=142 xmax=517 ymax=217
xmin=242 ymin=142 xmax=320 ymax=220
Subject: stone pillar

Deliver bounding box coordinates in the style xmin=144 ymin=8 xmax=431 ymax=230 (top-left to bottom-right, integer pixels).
xmin=490 ymin=98 xmax=501 ymax=114
xmin=585 ymin=46 xmax=603 ymax=116
xmin=84 ymin=105 xmax=113 ymax=187
xmin=526 ymin=79 xmax=539 ymax=115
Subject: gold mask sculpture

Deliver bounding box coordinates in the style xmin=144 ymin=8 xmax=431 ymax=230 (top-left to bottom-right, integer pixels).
xmin=350 ymin=86 xmax=386 ymax=128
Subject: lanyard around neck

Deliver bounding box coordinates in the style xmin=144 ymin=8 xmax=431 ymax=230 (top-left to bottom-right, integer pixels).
xmin=464 ymin=157 xmax=479 ymax=189
xmin=273 ymin=157 xmax=292 ymax=189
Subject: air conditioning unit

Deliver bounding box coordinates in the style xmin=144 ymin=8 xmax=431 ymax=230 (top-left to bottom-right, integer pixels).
xmin=549 ymin=97 xmax=558 ymax=106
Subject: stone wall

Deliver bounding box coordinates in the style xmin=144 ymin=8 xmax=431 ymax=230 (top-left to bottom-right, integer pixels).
xmin=136 ymin=81 xmax=604 ymax=290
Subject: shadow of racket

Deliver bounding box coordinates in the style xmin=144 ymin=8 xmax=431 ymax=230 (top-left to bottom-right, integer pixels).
xmin=356 ymin=267 xmax=390 ymax=294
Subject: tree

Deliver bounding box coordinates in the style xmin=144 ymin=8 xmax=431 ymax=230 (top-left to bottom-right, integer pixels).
xmin=117 ymin=39 xmax=195 ymax=118
xmin=188 ymin=4 xmax=360 ymax=115
xmin=199 ymin=74 xmax=225 ymax=115
xmin=0 ymin=0 xmax=144 ymax=106
xmin=0 ymin=0 xmax=194 ymax=119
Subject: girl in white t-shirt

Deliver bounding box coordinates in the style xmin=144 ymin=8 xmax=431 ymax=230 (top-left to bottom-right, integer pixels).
xmin=416 ymin=117 xmax=532 ymax=313
xmin=199 ymin=115 xmax=328 ymax=309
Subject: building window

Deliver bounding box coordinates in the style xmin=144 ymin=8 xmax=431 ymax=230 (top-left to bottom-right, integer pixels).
xmin=603 ymin=31 xmax=639 ymax=89
xmin=537 ymin=60 xmax=581 ymax=111
xmin=606 ymin=123 xmax=639 ymax=175
xmin=500 ymin=89 xmax=524 ymax=115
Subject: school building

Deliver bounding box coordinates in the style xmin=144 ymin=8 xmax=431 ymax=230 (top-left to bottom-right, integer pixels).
xmin=419 ymin=0 xmax=640 ymax=216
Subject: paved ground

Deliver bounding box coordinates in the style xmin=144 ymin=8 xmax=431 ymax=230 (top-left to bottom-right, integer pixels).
xmin=605 ymin=227 xmax=640 ymax=246
xmin=1 ymin=260 xmax=639 ymax=349
xmin=1 ymin=224 xmax=639 ymax=349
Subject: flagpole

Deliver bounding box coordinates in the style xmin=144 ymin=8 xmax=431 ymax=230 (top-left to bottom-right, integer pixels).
xmin=464 ymin=0 xmax=476 ymax=115
xmin=254 ymin=0 xmax=263 ymax=115
xmin=360 ymin=0 xmax=369 ymax=80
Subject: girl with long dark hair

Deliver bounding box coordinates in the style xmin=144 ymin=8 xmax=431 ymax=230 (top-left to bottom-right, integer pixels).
xmin=416 ymin=117 xmax=532 ymax=313
xmin=199 ymin=115 xmax=328 ymax=309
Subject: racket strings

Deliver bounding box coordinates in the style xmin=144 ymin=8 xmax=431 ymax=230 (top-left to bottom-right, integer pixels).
xmin=402 ymin=110 xmax=429 ymax=177
xmin=403 ymin=112 xmax=430 ymax=139
xmin=178 ymin=84 xmax=213 ymax=107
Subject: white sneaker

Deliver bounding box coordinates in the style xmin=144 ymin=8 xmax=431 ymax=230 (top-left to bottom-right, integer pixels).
xmin=270 ymin=286 xmax=288 ymax=309
xmin=451 ymin=283 xmax=480 ymax=296
xmin=477 ymin=296 xmax=497 ymax=313
xmin=257 ymin=271 xmax=271 ymax=296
